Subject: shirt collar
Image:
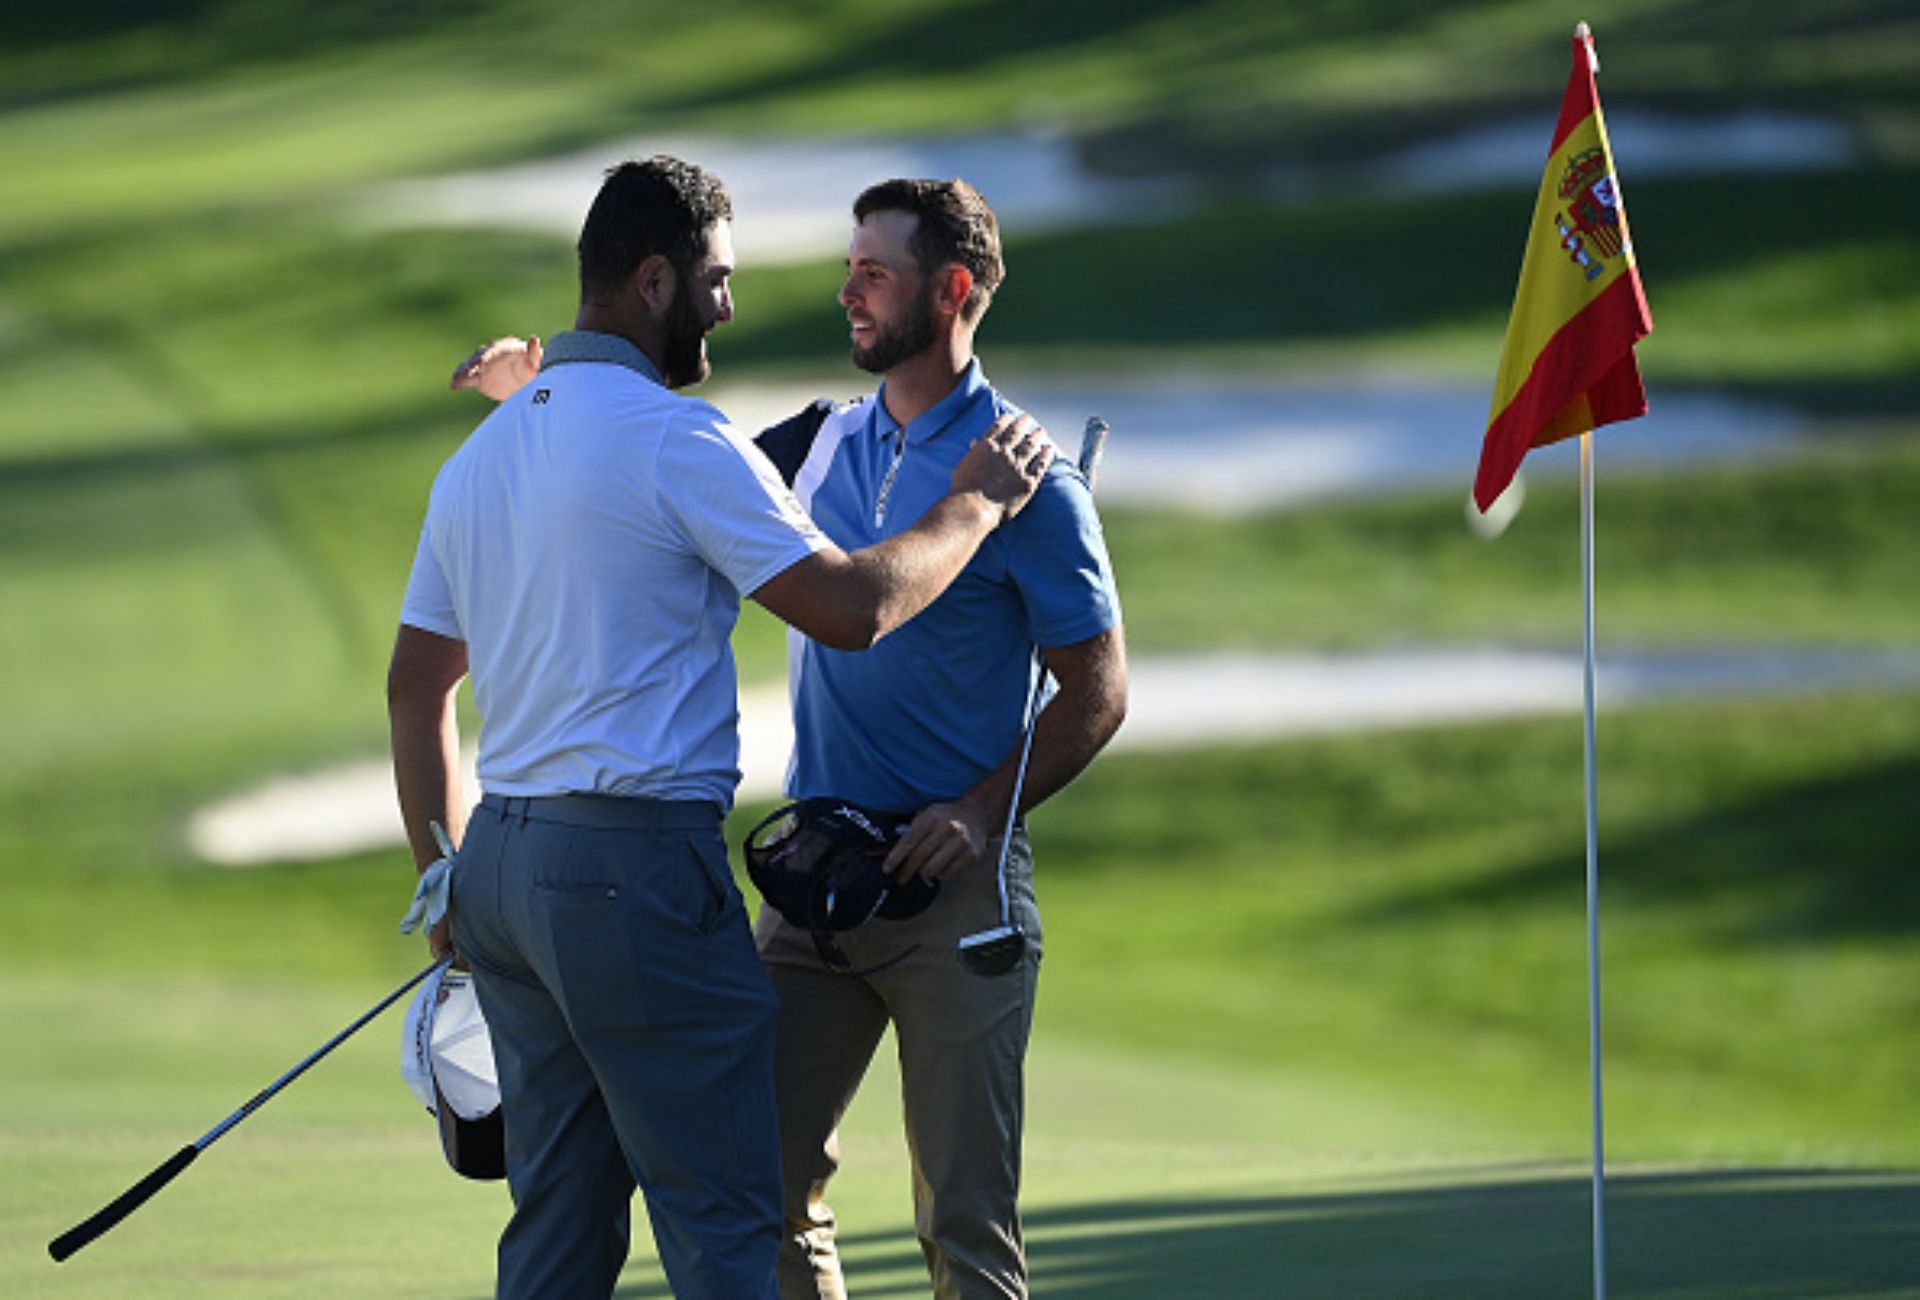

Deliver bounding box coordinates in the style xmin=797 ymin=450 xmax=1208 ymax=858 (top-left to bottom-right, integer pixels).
xmin=875 ymin=359 xmax=992 ymax=447
xmin=539 ymin=330 xmax=664 ymax=386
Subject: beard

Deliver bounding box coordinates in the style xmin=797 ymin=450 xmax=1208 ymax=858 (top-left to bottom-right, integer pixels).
xmin=661 ymin=282 xmax=711 ymax=389
xmin=851 ymin=282 xmax=939 ymax=374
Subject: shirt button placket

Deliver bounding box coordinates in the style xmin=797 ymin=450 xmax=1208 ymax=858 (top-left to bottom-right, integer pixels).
xmin=874 ymin=428 xmax=904 ymax=529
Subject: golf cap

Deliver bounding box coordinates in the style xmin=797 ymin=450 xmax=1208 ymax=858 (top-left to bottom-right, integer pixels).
xmin=744 ymin=799 xmax=939 ymax=933
xmin=400 ymin=965 xmax=505 ymax=1181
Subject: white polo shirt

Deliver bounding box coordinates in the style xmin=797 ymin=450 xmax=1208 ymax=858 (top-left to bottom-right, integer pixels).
xmin=401 ymin=331 xmax=829 ymax=808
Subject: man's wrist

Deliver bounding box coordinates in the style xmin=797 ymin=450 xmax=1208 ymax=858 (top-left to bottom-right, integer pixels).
xmin=945 ymin=488 xmax=1005 ymax=529
xmin=952 ymin=789 xmax=1003 ymax=833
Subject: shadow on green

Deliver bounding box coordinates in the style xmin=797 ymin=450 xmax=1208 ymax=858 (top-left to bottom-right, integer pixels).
xmin=610 ymin=1168 xmax=1920 ymax=1298
xmin=1348 ymin=747 xmax=1920 ymax=944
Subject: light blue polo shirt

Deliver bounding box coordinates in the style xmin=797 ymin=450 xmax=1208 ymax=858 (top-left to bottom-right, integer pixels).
xmin=402 ymin=330 xmax=829 ymax=809
xmin=786 ymin=361 xmax=1120 ymax=811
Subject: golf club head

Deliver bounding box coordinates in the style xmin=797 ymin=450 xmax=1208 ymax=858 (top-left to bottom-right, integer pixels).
xmin=957 ymin=924 xmax=1027 ymax=977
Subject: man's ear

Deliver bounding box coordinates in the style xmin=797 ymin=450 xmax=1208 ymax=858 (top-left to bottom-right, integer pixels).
xmin=935 ymin=264 xmax=974 ymax=318
xmin=632 ymin=254 xmax=677 ymax=315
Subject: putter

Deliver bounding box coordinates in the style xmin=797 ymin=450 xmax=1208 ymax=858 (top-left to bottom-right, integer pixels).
xmin=49 ymin=955 xmax=451 ymax=1262
xmin=959 ymin=417 xmax=1108 ymax=977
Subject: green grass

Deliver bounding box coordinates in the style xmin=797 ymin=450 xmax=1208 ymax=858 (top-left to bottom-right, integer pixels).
xmin=9 ymin=2 xmax=1915 ymax=200
xmin=559 ymin=163 xmax=1920 ymax=404
xmin=1 ymin=182 xmax=1913 ymax=798
xmin=3 ymin=4 xmax=1917 ymax=412
xmin=7 ymin=165 xmax=1916 ymax=494
xmin=4 ymin=4 xmax=1918 ymax=1293
xmin=1100 ymin=427 xmax=1920 ymax=654
xmin=5 ymin=428 xmax=1917 ymax=895
xmin=7 ymin=693 xmax=1920 ymax=1296
xmin=1032 ymin=693 xmax=1920 ymax=1160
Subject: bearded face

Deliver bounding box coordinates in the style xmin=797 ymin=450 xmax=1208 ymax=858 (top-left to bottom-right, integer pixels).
xmin=660 ymin=274 xmax=712 ymax=389
xmin=851 ymin=276 xmax=939 ymax=375
xmin=656 ymin=222 xmax=733 ymax=389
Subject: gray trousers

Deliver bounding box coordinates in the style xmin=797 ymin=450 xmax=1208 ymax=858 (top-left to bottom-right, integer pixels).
xmin=452 ymin=792 xmax=782 ymax=1300
xmin=755 ymin=831 xmax=1040 ymax=1300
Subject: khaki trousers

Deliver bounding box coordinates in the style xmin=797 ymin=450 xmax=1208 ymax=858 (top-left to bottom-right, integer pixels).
xmin=755 ymin=831 xmax=1040 ymax=1300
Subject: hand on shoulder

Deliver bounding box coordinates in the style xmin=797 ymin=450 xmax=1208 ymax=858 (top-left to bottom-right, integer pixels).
xmin=451 ymin=335 xmax=542 ymax=401
xmin=952 ymin=412 xmax=1054 ymax=523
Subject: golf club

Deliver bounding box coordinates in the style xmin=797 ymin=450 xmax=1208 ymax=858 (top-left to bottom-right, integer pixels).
xmin=49 ymin=954 xmax=452 ymax=1262
xmin=959 ymin=416 xmax=1108 ymax=977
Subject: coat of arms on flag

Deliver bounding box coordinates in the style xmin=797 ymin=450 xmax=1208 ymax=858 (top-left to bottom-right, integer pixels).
xmin=1558 ymin=149 xmax=1626 ymax=270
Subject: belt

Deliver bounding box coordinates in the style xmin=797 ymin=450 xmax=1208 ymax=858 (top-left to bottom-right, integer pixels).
xmin=479 ymin=791 xmax=721 ymax=833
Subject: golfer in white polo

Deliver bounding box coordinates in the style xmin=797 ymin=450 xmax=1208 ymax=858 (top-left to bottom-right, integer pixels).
xmin=388 ymin=156 xmax=1052 ymax=1300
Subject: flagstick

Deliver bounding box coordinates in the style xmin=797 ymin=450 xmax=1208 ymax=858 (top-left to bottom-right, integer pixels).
xmin=1580 ymin=429 xmax=1608 ymax=1299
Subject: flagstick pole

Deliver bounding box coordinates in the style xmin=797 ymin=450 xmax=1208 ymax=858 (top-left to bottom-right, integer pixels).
xmin=1580 ymin=429 xmax=1608 ymax=1299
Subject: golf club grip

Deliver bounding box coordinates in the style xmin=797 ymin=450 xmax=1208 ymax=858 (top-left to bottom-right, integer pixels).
xmin=1078 ymin=417 xmax=1108 ymax=489
xmin=49 ymin=1143 xmax=199 ymax=1261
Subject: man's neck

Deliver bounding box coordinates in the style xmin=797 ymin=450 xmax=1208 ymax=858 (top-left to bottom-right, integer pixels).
xmin=880 ymin=333 xmax=975 ymax=428
xmin=575 ymin=304 xmax=667 ymax=379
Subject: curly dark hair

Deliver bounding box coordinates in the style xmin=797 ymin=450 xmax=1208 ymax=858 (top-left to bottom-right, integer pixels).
xmin=853 ymin=178 xmax=1004 ymax=319
xmin=578 ymin=156 xmax=733 ymax=302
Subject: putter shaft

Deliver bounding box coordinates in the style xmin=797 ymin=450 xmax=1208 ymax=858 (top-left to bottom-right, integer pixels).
xmin=959 ymin=417 xmax=1109 ymax=974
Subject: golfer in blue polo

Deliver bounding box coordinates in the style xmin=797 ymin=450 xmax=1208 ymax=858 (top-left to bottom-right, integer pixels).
xmin=756 ymin=179 xmax=1127 ymax=1300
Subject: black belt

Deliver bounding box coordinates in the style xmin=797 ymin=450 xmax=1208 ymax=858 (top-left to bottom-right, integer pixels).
xmin=480 ymin=791 xmax=721 ymax=833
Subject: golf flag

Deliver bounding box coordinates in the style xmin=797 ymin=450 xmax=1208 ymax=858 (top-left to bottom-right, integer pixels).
xmin=1475 ymin=25 xmax=1652 ymax=512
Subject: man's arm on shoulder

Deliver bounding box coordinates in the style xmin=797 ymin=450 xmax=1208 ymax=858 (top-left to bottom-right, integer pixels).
xmin=752 ymin=412 xmax=1053 ymax=650
xmin=885 ymin=624 xmax=1129 ymax=883
xmin=388 ymin=623 xmax=469 ymax=957
xmin=753 ymin=493 xmax=1000 ymax=651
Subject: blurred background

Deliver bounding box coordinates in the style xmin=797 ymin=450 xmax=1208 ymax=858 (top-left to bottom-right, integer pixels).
xmin=3 ymin=2 xmax=1917 ymax=1295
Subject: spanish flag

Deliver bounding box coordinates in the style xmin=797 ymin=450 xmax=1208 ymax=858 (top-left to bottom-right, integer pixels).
xmin=1475 ymin=25 xmax=1653 ymax=512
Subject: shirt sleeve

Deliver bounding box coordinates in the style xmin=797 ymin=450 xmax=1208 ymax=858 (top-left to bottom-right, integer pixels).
xmin=398 ymin=520 xmax=463 ymax=639
xmin=658 ymin=410 xmax=832 ymax=596
xmin=1004 ymin=464 xmax=1122 ymax=648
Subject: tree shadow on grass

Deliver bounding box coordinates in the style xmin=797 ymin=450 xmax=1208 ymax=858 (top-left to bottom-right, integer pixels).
xmin=1343 ymin=748 xmax=1920 ymax=946
xmin=638 ymin=0 xmax=1450 ymax=129
xmin=721 ymin=165 xmax=1920 ymax=421
xmin=612 ymin=1167 xmax=1920 ymax=1298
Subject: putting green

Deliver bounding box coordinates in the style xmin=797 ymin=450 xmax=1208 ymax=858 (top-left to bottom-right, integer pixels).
xmin=10 ymin=966 xmax=1920 ymax=1298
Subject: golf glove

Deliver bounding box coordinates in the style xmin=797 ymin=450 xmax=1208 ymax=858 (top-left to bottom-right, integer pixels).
xmin=399 ymin=821 xmax=458 ymax=935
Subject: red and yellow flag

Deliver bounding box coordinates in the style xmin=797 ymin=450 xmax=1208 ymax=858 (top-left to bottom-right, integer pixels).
xmin=1475 ymin=26 xmax=1653 ymax=512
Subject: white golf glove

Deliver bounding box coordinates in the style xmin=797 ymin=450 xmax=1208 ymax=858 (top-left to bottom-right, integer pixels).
xmin=399 ymin=821 xmax=458 ymax=935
